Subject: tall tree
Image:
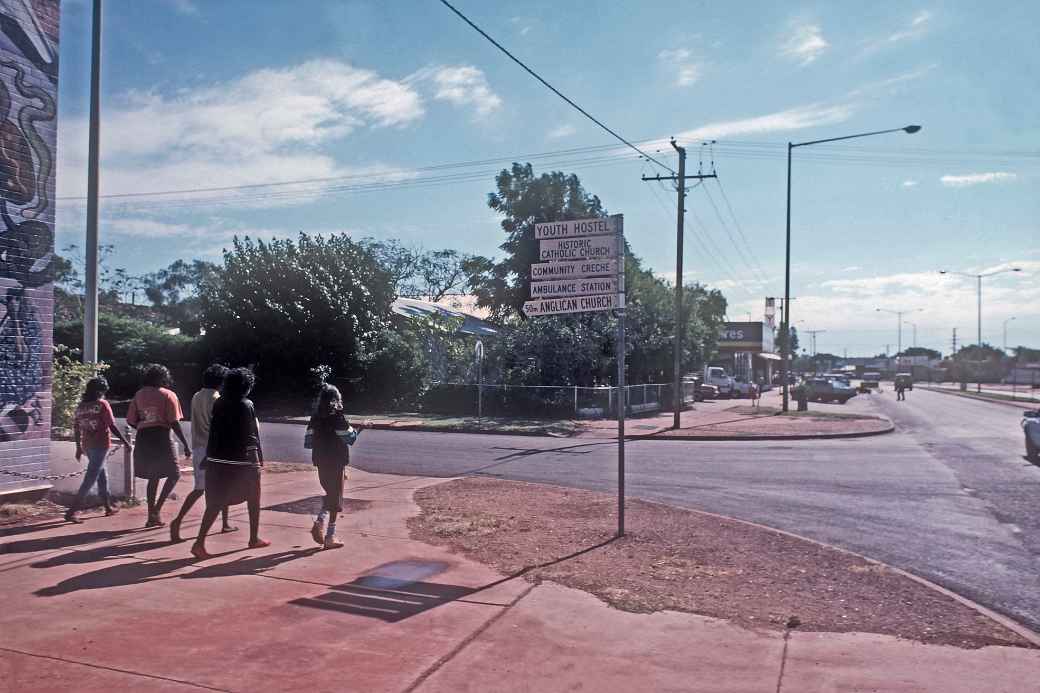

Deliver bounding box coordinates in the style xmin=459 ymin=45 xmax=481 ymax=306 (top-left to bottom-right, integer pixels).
xmin=472 ymin=163 xmax=605 ymax=319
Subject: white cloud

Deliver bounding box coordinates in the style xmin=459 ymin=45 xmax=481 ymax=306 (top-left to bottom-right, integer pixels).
xmin=58 ymin=59 xmax=425 ymax=204
xmin=902 ymin=180 xmax=919 ymax=187
xmin=425 ymin=66 xmax=502 ymax=118
xmin=547 ymin=124 xmax=577 ymax=139
xmin=167 ymin=0 xmax=199 ymax=16
xmin=840 ymin=266 xmax=862 ymax=272
xmin=675 ymin=102 xmax=853 ymax=141
xmin=886 ymin=10 xmax=932 ymax=43
xmin=940 ymin=172 xmax=1017 ymax=188
xmin=658 ymin=48 xmax=703 ymax=87
xmin=781 ymin=22 xmax=829 ymax=66
xmin=510 ymin=16 xmax=534 ymax=36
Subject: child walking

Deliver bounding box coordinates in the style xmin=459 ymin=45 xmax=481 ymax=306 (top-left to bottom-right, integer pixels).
xmin=65 ymin=376 xmax=132 ymax=523
xmin=306 ymin=384 xmax=357 ymax=550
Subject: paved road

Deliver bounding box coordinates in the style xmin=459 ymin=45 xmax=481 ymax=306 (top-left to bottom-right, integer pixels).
xmin=104 ymin=390 xmax=1040 ymax=632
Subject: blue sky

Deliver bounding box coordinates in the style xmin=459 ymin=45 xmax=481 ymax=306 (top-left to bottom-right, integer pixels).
xmin=54 ymin=0 xmax=1039 ymax=356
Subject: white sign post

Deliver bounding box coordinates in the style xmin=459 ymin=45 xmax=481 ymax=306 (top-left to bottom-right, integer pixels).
xmin=526 ymin=214 xmax=626 ymax=537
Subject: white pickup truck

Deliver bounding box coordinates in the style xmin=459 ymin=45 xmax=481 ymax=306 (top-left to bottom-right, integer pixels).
xmin=703 ymin=366 xmax=735 ymax=398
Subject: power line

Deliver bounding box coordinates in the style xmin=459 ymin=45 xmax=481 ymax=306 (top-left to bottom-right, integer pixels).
xmin=436 ymin=0 xmax=674 ymax=174
xmin=700 ymin=183 xmax=767 ymax=286
xmin=713 ymin=178 xmax=769 ymax=280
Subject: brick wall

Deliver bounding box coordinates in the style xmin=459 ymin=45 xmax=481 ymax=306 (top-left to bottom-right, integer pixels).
xmin=0 ymin=0 xmax=60 ymax=495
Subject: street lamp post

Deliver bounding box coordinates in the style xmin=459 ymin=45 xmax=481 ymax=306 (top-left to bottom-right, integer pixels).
xmin=904 ymin=320 xmax=917 ymax=349
xmin=1003 ymin=316 xmax=1016 ymax=354
xmin=875 ymin=307 xmax=922 ymax=359
xmin=939 ymin=267 xmax=1022 ymax=392
xmin=782 ymin=125 xmax=921 ymax=412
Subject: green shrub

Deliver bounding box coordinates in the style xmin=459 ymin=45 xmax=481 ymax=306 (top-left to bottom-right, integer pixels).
xmin=51 ymin=345 xmax=108 ymax=432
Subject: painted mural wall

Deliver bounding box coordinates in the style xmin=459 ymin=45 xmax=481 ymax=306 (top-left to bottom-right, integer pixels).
xmin=0 ymin=0 xmax=59 ymax=493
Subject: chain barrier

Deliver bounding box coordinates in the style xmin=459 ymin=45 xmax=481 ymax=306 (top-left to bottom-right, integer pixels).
xmin=0 ymin=444 xmax=127 ymax=482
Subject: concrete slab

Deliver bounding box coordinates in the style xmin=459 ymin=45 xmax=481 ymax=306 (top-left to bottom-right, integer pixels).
xmin=0 ymin=647 xmax=200 ymax=692
xmin=415 ymin=581 xmax=786 ymax=693
xmin=781 ymin=631 xmax=1040 ymax=693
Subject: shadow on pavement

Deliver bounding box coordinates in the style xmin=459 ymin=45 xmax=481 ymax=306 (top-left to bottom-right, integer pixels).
xmin=180 ymin=548 xmax=323 ymax=580
xmin=34 ymin=555 xmax=201 ymax=596
xmin=30 ymin=539 xmax=174 ymax=568
xmin=0 ymin=519 xmax=69 ymax=539
xmin=1 ymin=527 xmax=143 ymax=556
xmin=291 ymin=538 xmax=617 ymax=623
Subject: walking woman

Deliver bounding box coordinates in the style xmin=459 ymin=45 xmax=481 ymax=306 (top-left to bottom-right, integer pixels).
xmin=169 ymin=364 xmax=235 ymax=542
xmin=127 ymin=364 xmax=190 ymax=528
xmin=306 ymin=384 xmax=357 ymax=550
xmin=65 ymin=376 xmax=132 ymax=523
xmin=191 ymin=368 xmax=269 ymax=559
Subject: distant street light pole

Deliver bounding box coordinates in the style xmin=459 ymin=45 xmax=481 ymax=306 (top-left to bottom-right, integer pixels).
xmin=1003 ymin=317 xmax=1016 ymax=354
xmin=875 ymin=307 xmax=922 ymax=358
xmin=939 ymin=267 xmax=1022 ymax=392
xmin=782 ymin=125 xmax=921 ymax=412
xmin=84 ymin=0 xmax=103 ymax=363
xmin=904 ymin=320 xmax=918 ymax=348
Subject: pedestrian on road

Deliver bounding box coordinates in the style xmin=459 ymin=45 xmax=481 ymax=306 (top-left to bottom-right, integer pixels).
xmin=170 ymin=364 xmax=235 ymax=542
xmin=191 ymin=368 xmax=269 ymax=559
xmin=127 ymin=364 xmax=190 ymax=528
xmin=896 ymin=382 xmax=906 ymax=401
xmin=305 ymin=384 xmax=358 ymax=550
xmin=65 ymin=376 xmax=131 ymax=524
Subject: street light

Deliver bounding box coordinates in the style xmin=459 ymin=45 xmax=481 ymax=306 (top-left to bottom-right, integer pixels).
xmin=1003 ymin=316 xmax=1016 ymax=354
xmin=938 ymin=267 xmax=1022 ymax=392
xmin=874 ymin=307 xmax=923 ymax=359
xmin=904 ymin=320 xmax=918 ymax=349
xmin=781 ymin=125 xmax=921 ymax=411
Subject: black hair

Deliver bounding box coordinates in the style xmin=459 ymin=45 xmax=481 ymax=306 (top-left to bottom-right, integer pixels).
xmin=202 ymin=363 xmax=229 ymax=390
xmin=315 ymin=383 xmax=343 ymax=417
xmin=81 ymin=376 xmax=108 ymax=403
xmin=142 ymin=363 xmax=172 ymax=388
xmin=222 ymin=367 xmax=255 ymax=400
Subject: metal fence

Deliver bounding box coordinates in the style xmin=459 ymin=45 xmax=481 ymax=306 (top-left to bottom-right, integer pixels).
xmin=421 ymin=382 xmax=698 ymax=419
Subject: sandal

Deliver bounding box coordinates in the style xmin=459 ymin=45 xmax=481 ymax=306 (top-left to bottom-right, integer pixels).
xmin=248 ymin=538 xmax=271 ymax=549
xmin=64 ymin=510 xmax=82 ymax=524
xmin=104 ymin=507 xmax=119 ymax=517
xmin=144 ymin=515 xmax=165 ymax=528
xmin=190 ymin=544 xmax=212 ymax=560
xmin=221 ymin=525 xmax=239 ymax=534
xmin=310 ymin=521 xmax=325 ymax=546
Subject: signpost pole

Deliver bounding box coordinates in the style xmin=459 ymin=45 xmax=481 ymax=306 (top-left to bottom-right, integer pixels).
xmin=615 ymin=215 xmax=626 ymax=538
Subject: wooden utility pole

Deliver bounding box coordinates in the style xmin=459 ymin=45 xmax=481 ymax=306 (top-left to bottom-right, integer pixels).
xmin=642 ymin=139 xmax=717 ymax=429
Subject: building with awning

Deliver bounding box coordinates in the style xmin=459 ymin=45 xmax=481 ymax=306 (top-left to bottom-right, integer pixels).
xmin=714 ymin=321 xmax=780 ymax=385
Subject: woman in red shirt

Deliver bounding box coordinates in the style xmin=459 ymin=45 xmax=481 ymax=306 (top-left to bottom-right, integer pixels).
xmin=127 ymin=364 xmax=191 ymax=527
xmin=65 ymin=376 xmax=131 ymax=523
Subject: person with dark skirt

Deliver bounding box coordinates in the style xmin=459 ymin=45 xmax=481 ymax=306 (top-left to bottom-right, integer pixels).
xmin=169 ymin=364 xmax=235 ymax=542
xmin=191 ymin=368 xmax=269 ymax=559
xmin=65 ymin=376 xmax=132 ymax=523
xmin=127 ymin=364 xmax=190 ymax=528
xmin=305 ymin=384 xmax=358 ymax=550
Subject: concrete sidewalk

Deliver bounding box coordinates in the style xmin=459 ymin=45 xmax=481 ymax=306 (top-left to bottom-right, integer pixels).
xmin=2 ymin=468 xmax=1037 ymax=692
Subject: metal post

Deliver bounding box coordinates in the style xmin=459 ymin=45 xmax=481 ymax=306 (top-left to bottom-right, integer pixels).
xmin=671 ymin=142 xmax=687 ymax=428
xmin=123 ymin=424 xmax=134 ymax=499
xmin=83 ymin=0 xmax=103 ymax=363
xmin=616 ymin=215 xmax=626 ymax=538
xmin=782 ymin=143 xmax=792 ymax=412
xmin=574 ymin=385 xmax=578 ymax=417
xmin=977 ymin=275 xmax=982 ymax=393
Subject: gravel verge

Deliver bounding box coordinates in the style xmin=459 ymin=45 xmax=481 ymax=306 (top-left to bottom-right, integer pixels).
xmin=408 ymin=477 xmax=1032 ymax=649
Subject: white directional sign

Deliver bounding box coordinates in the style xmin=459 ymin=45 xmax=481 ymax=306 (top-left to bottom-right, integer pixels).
xmin=522 ymin=293 xmax=621 ymax=317
xmin=538 ymin=234 xmax=617 ymax=262
xmin=530 ymin=276 xmax=617 ymax=299
xmin=534 ymin=216 xmax=620 ymax=240
xmin=530 ymin=258 xmax=618 ymax=280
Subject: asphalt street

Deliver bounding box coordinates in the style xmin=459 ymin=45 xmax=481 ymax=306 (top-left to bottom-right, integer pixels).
xmin=109 ymin=388 xmax=1040 ymax=632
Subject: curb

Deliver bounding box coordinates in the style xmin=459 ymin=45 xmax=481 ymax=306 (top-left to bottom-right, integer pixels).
xmin=262 ymin=418 xmax=895 ymax=442
xmin=648 ymin=498 xmax=1040 ymax=648
xmin=417 ymin=475 xmax=1040 ymax=648
xmin=919 ymin=386 xmax=1038 ymax=409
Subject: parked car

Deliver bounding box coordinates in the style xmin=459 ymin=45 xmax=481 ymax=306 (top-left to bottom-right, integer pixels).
xmin=697 ymin=382 xmax=719 ymax=400
xmin=895 ymin=373 xmax=913 ymax=391
xmin=803 ymin=377 xmax=857 ymax=404
xmin=824 ymin=373 xmax=852 ymax=387
xmin=859 ymin=372 xmax=881 ymax=393
xmin=703 ymin=366 xmax=735 ymax=398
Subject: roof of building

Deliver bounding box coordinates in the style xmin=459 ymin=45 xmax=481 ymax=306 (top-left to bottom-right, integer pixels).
xmin=391 ymin=297 xmax=499 ymax=337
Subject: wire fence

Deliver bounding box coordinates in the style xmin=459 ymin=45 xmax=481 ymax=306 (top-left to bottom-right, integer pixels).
xmin=421 ymin=382 xmax=700 ymax=419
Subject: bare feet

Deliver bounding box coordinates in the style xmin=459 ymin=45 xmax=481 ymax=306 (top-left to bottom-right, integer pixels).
xmin=145 ymin=513 xmax=165 ymax=528
xmin=221 ymin=525 xmax=239 ymax=533
xmin=190 ymin=543 xmax=212 ymax=560
xmin=248 ymin=538 xmax=271 ymax=549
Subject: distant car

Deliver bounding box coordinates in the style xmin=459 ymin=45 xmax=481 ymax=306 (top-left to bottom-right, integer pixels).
xmin=803 ymin=377 xmax=856 ymax=404
xmin=895 ymin=373 xmax=913 ymax=391
xmin=859 ymin=372 xmax=881 ymax=393
xmin=698 ymin=382 xmax=719 ymax=400
xmin=824 ymin=373 xmax=852 ymax=387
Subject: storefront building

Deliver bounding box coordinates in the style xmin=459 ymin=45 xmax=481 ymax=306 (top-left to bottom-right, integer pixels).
xmin=714 ymin=321 xmax=780 ymax=385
